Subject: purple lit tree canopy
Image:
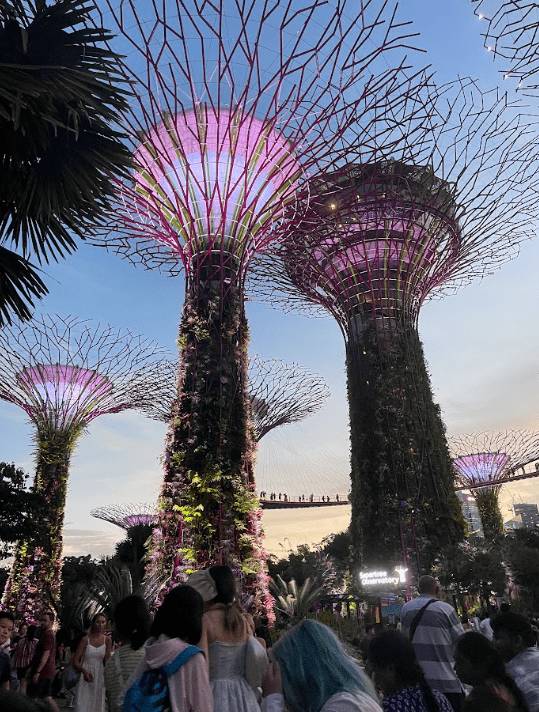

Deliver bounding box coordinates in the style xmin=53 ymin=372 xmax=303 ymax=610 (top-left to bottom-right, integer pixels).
xmin=453 ymin=453 xmax=511 ymax=488
xmin=0 ymin=314 xmax=166 ymax=619
xmin=252 ymin=78 xmax=539 ymax=571
xmin=93 ymin=0 xmax=419 ymax=609
xmin=91 ymin=503 xmax=158 ymax=531
xmin=450 ymin=430 xmax=539 ymax=542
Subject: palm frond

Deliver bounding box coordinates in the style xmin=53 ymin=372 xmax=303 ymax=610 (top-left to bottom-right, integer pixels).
xmin=0 ymin=0 xmax=133 ymax=264
xmin=270 ymin=575 xmax=327 ymax=622
xmin=0 ymin=244 xmax=48 ymax=326
xmin=88 ymin=564 xmax=134 ymax=620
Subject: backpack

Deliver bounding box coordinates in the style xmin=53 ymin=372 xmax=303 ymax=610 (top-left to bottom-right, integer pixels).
xmin=122 ymin=645 xmax=201 ymax=712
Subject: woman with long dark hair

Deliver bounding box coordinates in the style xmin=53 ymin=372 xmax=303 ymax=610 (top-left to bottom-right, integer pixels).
xmin=453 ymin=632 xmax=529 ymax=712
xmin=367 ymin=630 xmax=453 ymax=712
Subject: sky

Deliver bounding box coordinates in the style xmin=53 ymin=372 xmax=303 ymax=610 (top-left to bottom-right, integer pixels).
xmin=2 ymin=0 xmax=539 ymax=563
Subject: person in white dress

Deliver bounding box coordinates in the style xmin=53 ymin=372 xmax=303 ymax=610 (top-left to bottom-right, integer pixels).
xmin=187 ymin=566 xmax=266 ymax=712
xmin=72 ymin=612 xmax=112 ymax=712
xmin=261 ymin=619 xmax=381 ymax=712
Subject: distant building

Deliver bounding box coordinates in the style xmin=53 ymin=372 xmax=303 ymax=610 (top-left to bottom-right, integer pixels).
xmin=513 ymin=503 xmax=539 ymax=530
xmin=456 ymin=491 xmax=484 ymax=538
xmin=505 ymin=514 xmax=524 ymax=531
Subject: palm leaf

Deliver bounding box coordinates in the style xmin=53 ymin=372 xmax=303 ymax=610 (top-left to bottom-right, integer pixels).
xmin=270 ymin=575 xmax=327 ymax=622
xmin=0 ymin=0 xmax=133 ymax=266
xmin=0 ymin=244 xmax=48 ymax=326
xmin=88 ymin=564 xmax=134 ymax=620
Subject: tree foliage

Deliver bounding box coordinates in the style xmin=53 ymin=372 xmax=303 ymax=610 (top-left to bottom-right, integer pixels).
xmin=267 ymin=543 xmax=339 ymax=590
xmin=0 ymin=0 xmax=132 ymax=325
xmin=0 ymin=461 xmax=45 ymax=559
xmin=435 ymin=541 xmax=506 ymax=608
xmin=504 ymin=529 xmax=539 ymax=610
xmin=270 ymin=575 xmax=326 ymax=625
xmin=113 ymin=523 xmax=153 ymax=589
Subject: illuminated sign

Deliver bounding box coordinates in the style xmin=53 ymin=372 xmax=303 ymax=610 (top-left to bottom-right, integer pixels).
xmin=360 ymin=566 xmax=408 ymax=586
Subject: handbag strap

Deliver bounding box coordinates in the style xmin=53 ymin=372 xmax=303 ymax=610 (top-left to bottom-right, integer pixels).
xmin=163 ymin=645 xmax=202 ymax=677
xmin=409 ymin=598 xmax=437 ymax=641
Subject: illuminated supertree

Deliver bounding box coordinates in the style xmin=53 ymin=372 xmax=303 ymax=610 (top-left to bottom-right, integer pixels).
xmin=94 ymin=0 xmax=421 ymax=607
xmin=0 ymin=315 xmax=166 ymax=619
xmin=91 ymin=503 xmax=158 ymax=530
xmin=451 ymin=430 xmax=539 ymax=543
xmin=472 ymin=1 xmax=539 ymax=90
xmin=137 ymin=356 xmax=330 ymax=442
xmin=252 ymin=79 xmax=539 ymax=572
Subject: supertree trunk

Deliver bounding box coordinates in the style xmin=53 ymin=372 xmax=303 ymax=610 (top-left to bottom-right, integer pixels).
xmin=347 ymin=320 xmax=464 ymax=571
xmin=3 ymin=427 xmax=80 ymax=619
xmin=147 ymin=263 xmax=270 ymax=614
xmin=474 ymin=488 xmax=505 ymax=543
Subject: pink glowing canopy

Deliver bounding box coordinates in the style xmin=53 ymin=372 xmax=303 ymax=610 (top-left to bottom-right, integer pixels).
xmin=280 ymin=163 xmax=463 ymax=334
xmin=453 ymin=452 xmax=511 ymax=488
xmin=133 ymin=106 xmax=300 ymax=259
xmin=17 ymin=364 xmax=113 ymax=429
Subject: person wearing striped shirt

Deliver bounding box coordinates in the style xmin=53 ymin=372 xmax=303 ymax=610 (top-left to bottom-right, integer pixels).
xmin=492 ymin=612 xmax=539 ymax=712
xmin=400 ymin=576 xmax=465 ymax=712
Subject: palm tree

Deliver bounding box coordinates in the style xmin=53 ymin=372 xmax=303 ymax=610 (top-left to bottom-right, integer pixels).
xmin=0 ymin=0 xmax=132 ymax=325
xmin=271 ymin=575 xmax=327 ymax=624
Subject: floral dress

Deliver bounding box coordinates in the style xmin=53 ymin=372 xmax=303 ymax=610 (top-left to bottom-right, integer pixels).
xmin=381 ymin=683 xmax=454 ymax=712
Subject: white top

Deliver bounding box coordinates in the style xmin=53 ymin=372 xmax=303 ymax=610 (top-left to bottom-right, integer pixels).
xmin=479 ymin=617 xmax=494 ymax=641
xmin=261 ymin=690 xmax=381 ymax=712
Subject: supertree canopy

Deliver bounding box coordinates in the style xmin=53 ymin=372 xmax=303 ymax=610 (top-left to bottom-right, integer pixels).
xmin=91 ymin=503 xmax=158 ymax=530
xmin=247 ymin=355 xmax=330 ymax=441
xmin=135 ymin=356 xmax=330 ymax=442
xmin=251 ymin=78 xmax=539 ymax=572
xmin=451 ymin=430 xmax=539 ymax=543
xmin=0 ymin=314 xmax=166 ymax=619
xmin=93 ymin=0 xmax=421 ymax=608
xmin=472 ymin=1 xmax=539 ymax=91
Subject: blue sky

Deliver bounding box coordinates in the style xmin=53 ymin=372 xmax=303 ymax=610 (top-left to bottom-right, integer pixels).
xmin=1 ymin=0 xmax=539 ymax=559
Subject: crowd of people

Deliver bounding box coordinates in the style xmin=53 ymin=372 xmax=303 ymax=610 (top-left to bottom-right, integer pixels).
xmin=0 ymin=571 xmax=538 ymax=712
xmin=260 ymin=492 xmax=344 ymax=503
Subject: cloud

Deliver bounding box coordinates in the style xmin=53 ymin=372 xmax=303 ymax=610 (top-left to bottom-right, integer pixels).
xmin=63 ymin=528 xmax=123 ymax=558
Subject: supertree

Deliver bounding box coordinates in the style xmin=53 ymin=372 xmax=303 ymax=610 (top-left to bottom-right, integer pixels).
xmin=472 ymin=1 xmax=539 ymax=91
xmin=451 ymin=430 xmax=539 ymax=543
xmin=91 ymin=503 xmax=158 ymax=589
xmin=251 ymin=78 xmax=539 ymax=573
xmin=93 ymin=0 xmax=423 ymax=607
xmin=0 ymin=314 xmax=166 ymax=619
xmin=136 ymin=355 xmax=330 ymax=442
xmin=91 ymin=503 xmax=158 ymax=530
xmin=248 ymin=355 xmax=330 ymax=441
